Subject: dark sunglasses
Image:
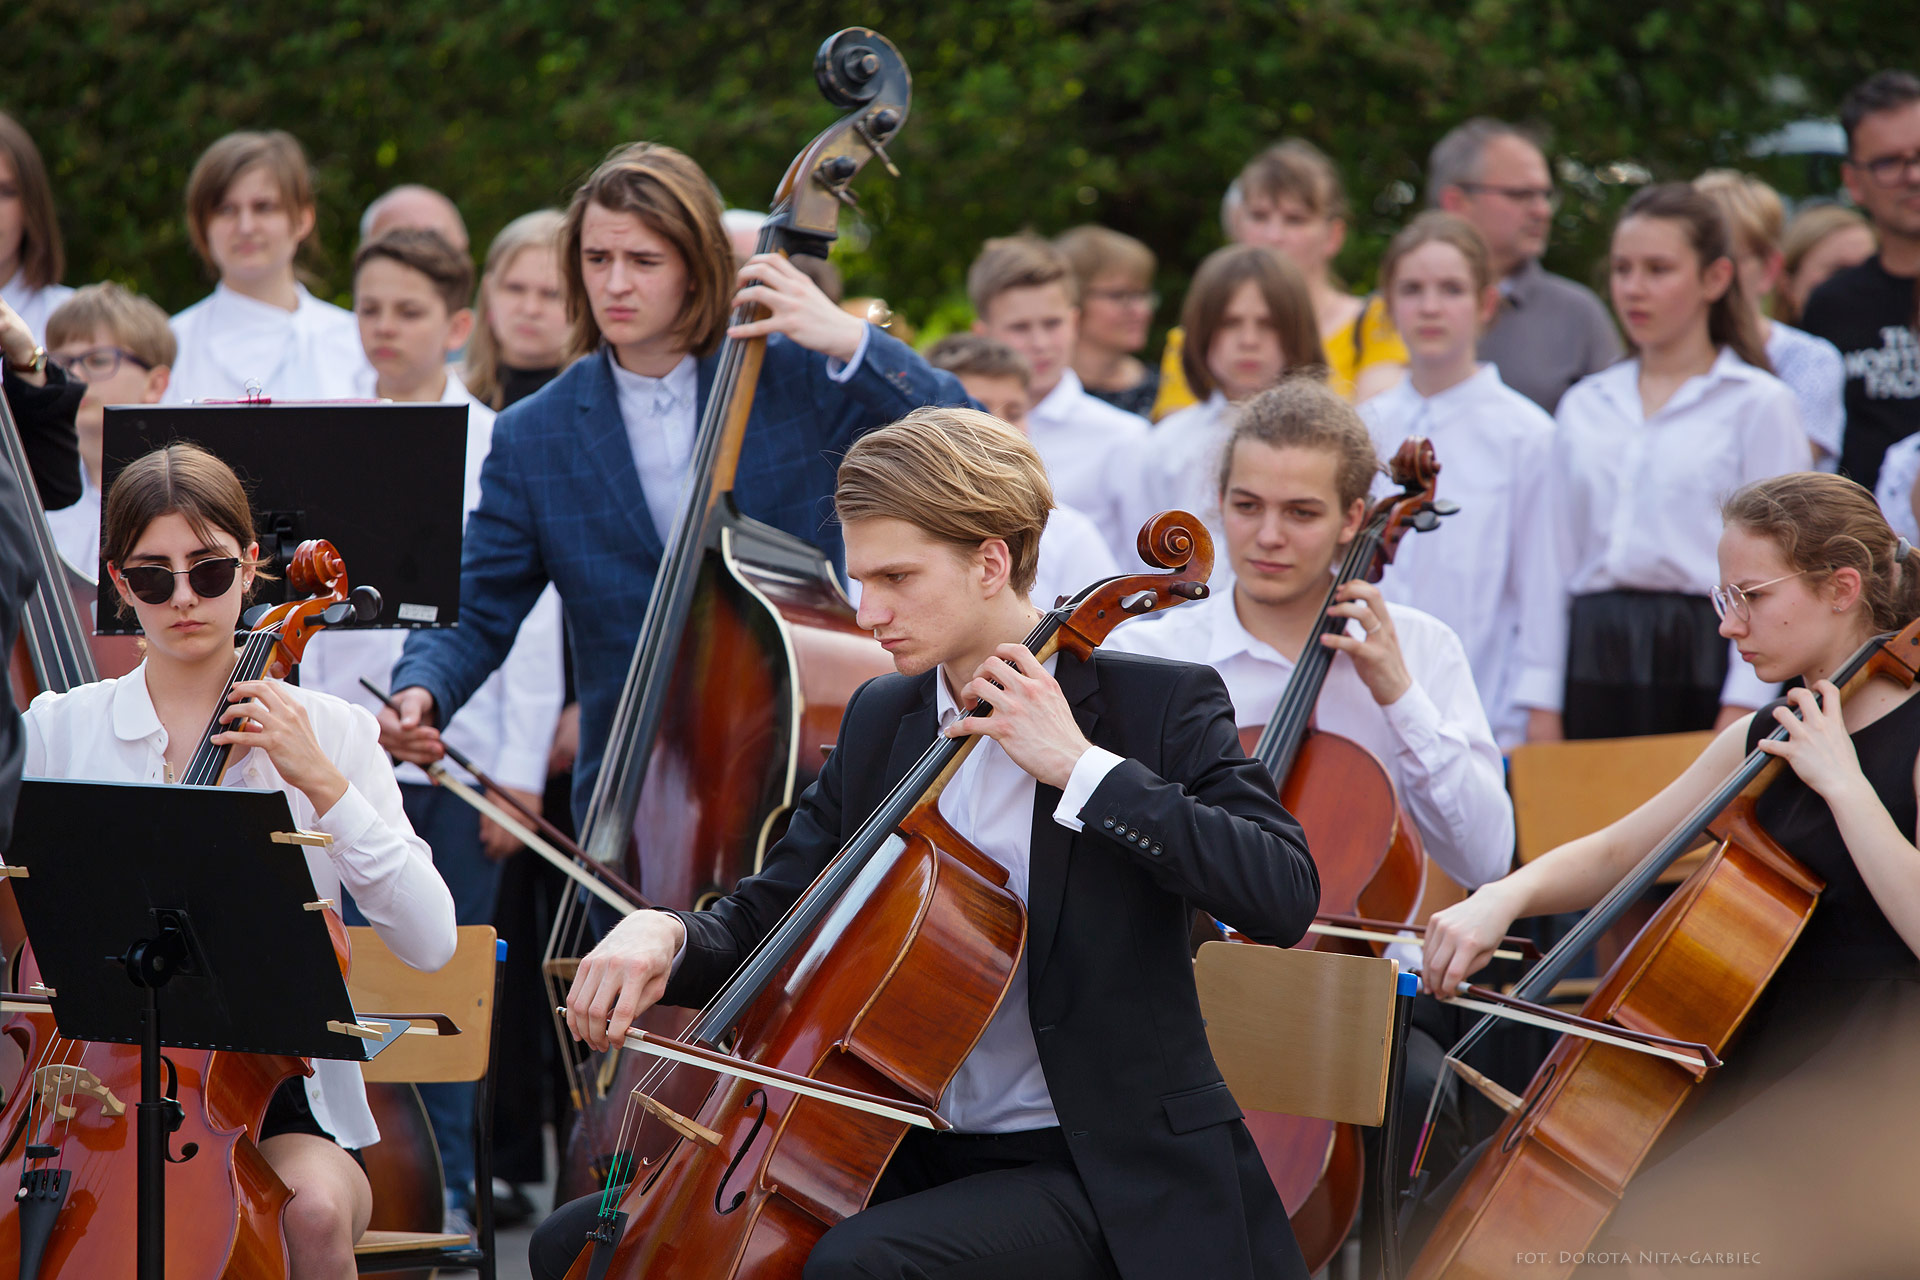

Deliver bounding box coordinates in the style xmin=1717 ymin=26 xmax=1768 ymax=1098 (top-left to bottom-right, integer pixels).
xmin=120 ymin=557 xmax=242 ymax=605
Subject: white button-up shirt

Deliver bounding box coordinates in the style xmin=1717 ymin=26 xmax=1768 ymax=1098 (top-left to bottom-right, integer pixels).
xmin=2 ymin=269 xmax=73 ymax=345
xmin=1104 ymin=392 xmax=1236 ymax=590
xmin=1031 ymin=502 xmax=1121 ymax=610
xmin=1876 ymin=434 xmax=1920 ymax=544
xmin=301 ymin=371 xmax=565 ymax=792
xmin=165 ymin=283 xmax=371 ymax=404
xmin=1765 ymin=321 xmax=1845 ymax=466
xmin=932 ymin=658 xmax=1121 ymax=1132
xmin=1105 ymin=590 xmax=1513 ymax=891
xmin=1361 ymin=365 xmax=1555 ymax=749
xmin=1026 ymin=369 xmax=1150 ymax=562
xmin=23 ymin=665 xmax=459 ymax=1149
xmin=1515 ymin=348 xmax=1807 ymax=713
xmin=45 ymin=464 xmax=101 ymax=579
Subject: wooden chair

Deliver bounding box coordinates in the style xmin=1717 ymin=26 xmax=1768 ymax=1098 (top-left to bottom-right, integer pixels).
xmin=348 ymin=925 xmax=503 ymax=1279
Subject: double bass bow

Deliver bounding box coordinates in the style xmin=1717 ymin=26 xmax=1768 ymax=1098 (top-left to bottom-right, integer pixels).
xmin=560 ymin=513 xmax=1212 ymax=1280
xmin=1408 ymin=617 xmax=1920 ymax=1279
xmin=548 ymin=27 xmax=910 ymax=1202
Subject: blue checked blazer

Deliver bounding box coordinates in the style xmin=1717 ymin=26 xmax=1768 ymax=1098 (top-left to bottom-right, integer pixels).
xmin=392 ymin=326 xmax=970 ymax=821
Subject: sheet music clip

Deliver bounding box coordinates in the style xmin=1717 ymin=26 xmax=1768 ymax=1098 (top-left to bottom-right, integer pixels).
xmin=242 ymin=378 xmax=268 ymax=405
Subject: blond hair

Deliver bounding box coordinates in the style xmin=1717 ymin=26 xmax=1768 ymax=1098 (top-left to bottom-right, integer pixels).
xmin=561 ymin=143 xmax=733 ymax=361
xmin=1777 ymin=204 xmax=1875 ymax=323
xmin=924 ymin=333 xmax=1030 ymax=388
xmin=463 ymin=209 xmax=566 ymax=409
xmin=184 ymin=131 xmax=317 ymax=275
xmin=836 ymin=407 xmax=1053 ymax=595
xmin=1693 ymin=169 xmax=1786 ymax=259
xmin=1722 ymin=473 xmax=1920 ymax=633
xmin=1380 ymin=210 xmax=1494 ymax=296
xmin=1238 ymin=139 xmax=1349 ymax=220
xmin=1055 ymin=225 xmax=1155 ymax=290
xmin=967 ymin=234 xmax=1079 ymax=316
xmin=1219 ymin=376 xmax=1380 ymax=510
xmin=46 ymin=283 xmax=177 ymax=369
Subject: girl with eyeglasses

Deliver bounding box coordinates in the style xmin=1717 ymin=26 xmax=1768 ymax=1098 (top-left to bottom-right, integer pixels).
xmin=1516 ymin=183 xmax=1808 ymax=744
xmin=1056 ymin=224 xmax=1161 ymax=418
xmin=20 ymin=441 xmax=456 ymax=1280
xmin=1422 ymin=472 xmax=1920 ymax=1268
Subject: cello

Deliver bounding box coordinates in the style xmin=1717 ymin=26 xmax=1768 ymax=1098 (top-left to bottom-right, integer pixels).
xmin=560 ymin=512 xmax=1212 ymax=1280
xmin=0 ymin=538 xmax=377 ymax=1279
xmin=1407 ymin=617 xmax=1920 ymax=1278
xmin=550 ymin=27 xmax=910 ymax=1201
xmin=1232 ymin=436 xmax=1453 ymax=1271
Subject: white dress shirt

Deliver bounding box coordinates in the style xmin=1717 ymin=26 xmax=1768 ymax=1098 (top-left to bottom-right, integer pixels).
xmin=2 ymin=270 xmax=73 ymax=345
xmin=933 ymin=657 xmax=1123 ymax=1131
xmin=301 ymin=372 xmax=565 ymax=792
xmin=1104 ymin=392 xmax=1236 ymax=590
xmin=1361 ymin=365 xmax=1555 ymax=749
xmin=23 ymin=665 xmax=458 ymax=1148
xmin=609 ymin=332 xmax=871 ymax=547
xmin=1025 ymin=369 xmax=1150 ymax=562
xmin=165 ymin=283 xmax=371 ymax=403
xmin=1104 ymin=589 xmax=1514 ymax=891
xmin=1765 ymin=321 xmax=1845 ymax=468
xmin=1515 ymin=348 xmax=1808 ymax=714
xmin=1876 ymin=434 xmax=1920 ymax=545
xmin=1031 ymin=503 xmax=1121 ymax=609
xmin=44 ymin=463 xmax=101 ymax=579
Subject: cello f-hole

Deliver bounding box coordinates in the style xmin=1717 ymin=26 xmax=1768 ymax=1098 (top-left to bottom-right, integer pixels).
xmin=715 ymin=1088 xmax=769 ymax=1216
xmin=1499 ymin=1062 xmax=1555 ymax=1155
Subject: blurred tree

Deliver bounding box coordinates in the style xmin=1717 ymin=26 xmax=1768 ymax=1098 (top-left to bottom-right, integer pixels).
xmin=1 ymin=0 xmax=1902 ymax=335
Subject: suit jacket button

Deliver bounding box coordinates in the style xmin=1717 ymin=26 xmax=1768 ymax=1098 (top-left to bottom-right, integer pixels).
xmin=1102 ymin=818 xmax=1115 ymax=830
xmin=1151 ymin=844 xmax=1164 ymax=856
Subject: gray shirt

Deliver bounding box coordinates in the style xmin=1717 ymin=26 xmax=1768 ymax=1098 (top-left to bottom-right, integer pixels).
xmin=1479 ymin=257 xmax=1624 ymax=412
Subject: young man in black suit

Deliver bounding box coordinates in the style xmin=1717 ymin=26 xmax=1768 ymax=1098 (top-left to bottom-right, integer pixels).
xmin=534 ymin=407 xmax=1321 ymax=1280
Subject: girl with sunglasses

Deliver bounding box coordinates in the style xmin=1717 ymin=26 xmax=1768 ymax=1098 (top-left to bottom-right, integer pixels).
xmin=1421 ymin=472 xmax=1920 ymax=1268
xmin=20 ymin=441 xmax=456 ymax=1280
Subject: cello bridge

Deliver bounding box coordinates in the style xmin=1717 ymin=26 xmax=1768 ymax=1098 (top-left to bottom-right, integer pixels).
xmin=34 ymin=1065 xmax=125 ymax=1121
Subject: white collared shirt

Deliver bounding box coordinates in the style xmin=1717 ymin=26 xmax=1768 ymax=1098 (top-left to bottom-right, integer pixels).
xmin=2 ymin=269 xmax=73 ymax=345
xmin=165 ymin=282 xmax=371 ymax=404
xmin=1103 ymin=392 xmax=1236 ymax=589
xmin=299 ymin=371 xmax=565 ymax=792
xmin=1514 ymin=348 xmax=1807 ymax=713
xmin=22 ymin=664 xmax=459 ymax=1148
xmin=1025 ymin=368 xmax=1150 ymax=562
xmin=1765 ymin=321 xmax=1845 ymax=465
xmin=45 ymin=463 xmax=101 ymax=580
xmin=1031 ymin=502 xmax=1121 ymax=609
xmin=1361 ymin=364 xmax=1555 ymax=748
xmin=933 ymin=658 xmax=1121 ymax=1132
xmin=1104 ymin=590 xmax=1513 ymax=891
xmin=1876 ymin=434 xmax=1920 ymax=544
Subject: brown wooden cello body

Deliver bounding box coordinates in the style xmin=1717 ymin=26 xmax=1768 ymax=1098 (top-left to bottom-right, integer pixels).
xmin=1408 ymin=619 xmax=1920 ymax=1278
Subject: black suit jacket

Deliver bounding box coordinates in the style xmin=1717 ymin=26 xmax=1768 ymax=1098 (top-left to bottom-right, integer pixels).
xmin=665 ymin=649 xmax=1320 ymax=1280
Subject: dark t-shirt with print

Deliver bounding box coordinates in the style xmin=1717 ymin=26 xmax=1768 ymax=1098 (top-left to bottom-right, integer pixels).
xmin=1800 ymin=254 xmax=1920 ymax=491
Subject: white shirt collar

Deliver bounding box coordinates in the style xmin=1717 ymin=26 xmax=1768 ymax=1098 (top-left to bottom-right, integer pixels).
xmin=1029 ymin=367 xmax=1087 ymax=424
xmin=1202 ymin=589 xmax=1297 ymax=668
xmin=608 ymin=350 xmax=698 ymax=408
xmin=931 ymin=652 xmax=1061 ymax=726
xmin=1592 ymin=345 xmax=1763 ymax=421
xmin=110 ymin=663 xmax=165 ymax=743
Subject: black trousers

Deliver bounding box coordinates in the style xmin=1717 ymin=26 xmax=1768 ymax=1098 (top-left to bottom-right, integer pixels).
xmin=529 ymin=1126 xmax=1119 ymax=1280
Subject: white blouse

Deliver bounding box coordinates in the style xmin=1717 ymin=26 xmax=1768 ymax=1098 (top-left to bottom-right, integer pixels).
xmin=23 ymin=665 xmax=458 ymax=1149
xmin=1105 ymin=590 xmax=1514 ymax=891
xmin=165 ymin=283 xmax=370 ymax=403
xmin=1514 ymin=348 xmax=1808 ymax=714
xmin=1361 ymin=364 xmax=1555 ymax=749
xmin=1104 ymin=392 xmax=1237 ymax=590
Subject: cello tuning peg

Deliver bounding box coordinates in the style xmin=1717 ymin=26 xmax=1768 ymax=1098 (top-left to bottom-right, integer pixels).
xmin=350 ymin=585 xmax=383 ymax=623
xmin=1120 ymin=590 xmax=1161 ymax=613
xmin=1429 ymin=500 xmax=1461 ymax=516
xmin=1170 ymin=582 xmax=1209 ymax=600
xmin=1411 ymin=511 xmax=1440 ymax=532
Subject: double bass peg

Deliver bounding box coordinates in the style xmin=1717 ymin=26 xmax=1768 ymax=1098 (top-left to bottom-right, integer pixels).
xmin=854 ymin=115 xmax=901 ymax=178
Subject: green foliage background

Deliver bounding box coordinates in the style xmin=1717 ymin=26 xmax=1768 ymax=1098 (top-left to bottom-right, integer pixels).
xmin=3 ymin=0 xmax=1911 ymax=332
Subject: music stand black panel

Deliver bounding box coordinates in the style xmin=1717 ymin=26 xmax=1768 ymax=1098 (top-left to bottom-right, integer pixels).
xmin=97 ymin=401 xmax=469 ymax=634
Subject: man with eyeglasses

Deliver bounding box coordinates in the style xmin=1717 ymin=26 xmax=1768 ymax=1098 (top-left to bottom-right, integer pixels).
xmin=1801 ymin=70 xmax=1920 ymax=493
xmin=1429 ymin=118 xmax=1623 ymax=413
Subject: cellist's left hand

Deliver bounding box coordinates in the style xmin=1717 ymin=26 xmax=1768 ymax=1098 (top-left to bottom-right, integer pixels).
xmin=213 ymin=679 xmax=349 ymax=815
xmin=1757 ymin=680 xmax=1867 ymax=803
xmin=946 ymin=644 xmax=1094 ymax=791
xmin=1321 ymin=581 xmax=1412 ymax=707
xmin=728 ymin=252 xmax=866 ymax=362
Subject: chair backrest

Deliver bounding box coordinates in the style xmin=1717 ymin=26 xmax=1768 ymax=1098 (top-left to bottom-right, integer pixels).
xmin=346 ymin=925 xmax=497 ymax=1084
xmin=1509 ymin=731 xmax=1716 ymax=867
xmin=1194 ymin=941 xmax=1399 ymax=1127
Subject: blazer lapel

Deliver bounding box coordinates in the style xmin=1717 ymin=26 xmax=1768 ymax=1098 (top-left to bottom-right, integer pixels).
xmin=884 ymin=673 xmax=939 ymax=794
xmin=1027 ymin=651 xmax=1103 ymax=987
xmin=577 ymin=349 xmax=667 ymax=566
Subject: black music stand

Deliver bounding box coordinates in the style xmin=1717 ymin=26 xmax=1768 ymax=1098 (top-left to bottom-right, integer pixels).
xmin=4 ymin=779 xmax=413 ymax=1280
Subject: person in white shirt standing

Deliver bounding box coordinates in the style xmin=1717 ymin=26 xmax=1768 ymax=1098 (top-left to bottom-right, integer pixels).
xmin=1361 ymin=212 xmax=1555 ymax=749
xmin=1517 ymin=183 xmax=1809 ymax=743
xmin=967 ymin=234 xmax=1148 ymax=559
xmin=923 ymin=333 xmax=1120 ymax=606
xmin=300 ymin=228 xmax=563 ymax=1233
xmin=166 ymin=131 xmax=370 ymax=404
xmin=24 ymin=441 xmax=457 ymax=1280
xmin=0 ymin=112 xmax=73 ymax=345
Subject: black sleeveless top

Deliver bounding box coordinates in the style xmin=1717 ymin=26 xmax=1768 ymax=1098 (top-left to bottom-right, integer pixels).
xmin=1747 ymin=689 xmax=1920 ymax=988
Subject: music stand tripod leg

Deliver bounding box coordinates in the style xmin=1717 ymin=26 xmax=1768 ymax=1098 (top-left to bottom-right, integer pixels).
xmin=118 ymin=918 xmax=200 ymax=1280
xmin=1377 ymin=970 xmax=1417 ymax=1280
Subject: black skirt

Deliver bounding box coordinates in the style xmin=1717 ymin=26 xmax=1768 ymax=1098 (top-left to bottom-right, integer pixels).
xmin=1562 ymin=590 xmax=1727 ymax=740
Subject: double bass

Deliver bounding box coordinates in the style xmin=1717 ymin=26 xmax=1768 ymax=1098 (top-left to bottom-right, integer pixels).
xmin=0 ymin=539 xmax=376 ymax=1278
xmin=550 ymin=28 xmax=911 ymax=1201
xmin=1408 ymin=618 xmax=1920 ymax=1277
xmin=561 ymin=514 xmax=1212 ymax=1280
xmin=1234 ymin=437 xmax=1452 ymax=1271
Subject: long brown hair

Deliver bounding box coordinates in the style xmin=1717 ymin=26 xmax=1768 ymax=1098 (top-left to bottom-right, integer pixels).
xmin=463 ymin=209 xmax=565 ymax=409
xmin=1180 ymin=245 xmax=1326 ymax=400
xmin=1722 ymin=473 xmax=1920 ymax=632
xmin=103 ymin=443 xmax=270 ymax=615
xmin=1616 ymin=183 xmax=1771 ymax=372
xmin=0 ymin=112 xmax=64 ymax=290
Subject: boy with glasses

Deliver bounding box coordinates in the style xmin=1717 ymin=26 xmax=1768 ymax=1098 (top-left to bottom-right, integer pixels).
xmin=1801 ymin=70 xmax=1920 ymax=491
xmin=42 ymin=282 xmax=174 ymax=575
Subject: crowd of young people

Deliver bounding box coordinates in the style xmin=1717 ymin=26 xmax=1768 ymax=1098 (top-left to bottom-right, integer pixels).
xmin=2 ymin=61 xmax=1919 ymax=1280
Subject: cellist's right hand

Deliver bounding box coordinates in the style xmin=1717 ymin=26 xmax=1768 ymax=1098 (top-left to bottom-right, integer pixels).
xmin=377 ymin=686 xmax=445 ymax=765
xmin=566 ymin=909 xmax=688 ymax=1052
xmin=1421 ymin=882 xmax=1524 ymax=998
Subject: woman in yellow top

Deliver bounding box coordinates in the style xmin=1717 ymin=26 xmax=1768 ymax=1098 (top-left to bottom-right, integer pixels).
xmin=1155 ymin=139 xmax=1406 ymax=415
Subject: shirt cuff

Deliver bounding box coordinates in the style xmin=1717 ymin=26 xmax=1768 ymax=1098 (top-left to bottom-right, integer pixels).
xmin=1052 ymin=746 xmax=1125 ymax=832
xmin=661 ymin=910 xmax=689 ymax=976
xmin=824 ymin=324 xmax=873 ymax=383
xmin=1379 ymin=680 xmax=1445 ymax=755
xmin=1510 ymin=665 xmax=1563 ymax=713
xmin=313 ymin=783 xmax=380 ymax=857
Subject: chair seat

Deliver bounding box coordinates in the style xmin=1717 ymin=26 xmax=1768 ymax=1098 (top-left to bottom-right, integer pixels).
xmin=354 ymin=1229 xmax=473 ymax=1254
